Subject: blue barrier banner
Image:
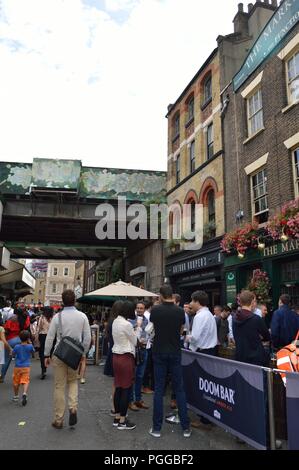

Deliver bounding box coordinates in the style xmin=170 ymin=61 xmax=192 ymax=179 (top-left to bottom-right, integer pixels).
xmin=286 ymin=373 xmax=299 ymax=450
xmin=182 ymin=350 xmax=268 ymax=450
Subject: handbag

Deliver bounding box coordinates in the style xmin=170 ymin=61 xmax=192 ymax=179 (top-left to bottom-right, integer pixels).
xmin=54 ymin=313 xmax=84 ymax=370
xmin=135 ymin=343 xmax=144 ymax=366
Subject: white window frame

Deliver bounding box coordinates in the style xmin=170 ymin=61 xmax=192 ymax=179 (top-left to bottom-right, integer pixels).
xmin=52 ymin=283 xmax=57 ymax=294
xmin=293 ymin=147 xmax=299 ymax=198
xmin=189 ymin=141 xmax=195 ymax=173
xmin=52 ymin=267 xmax=58 ymax=276
xmin=247 ymin=89 xmax=264 ymax=137
xmin=63 ymin=283 xmax=68 ymax=291
xmin=207 ymin=123 xmax=214 ymax=160
xmin=287 ymin=51 xmax=299 ymax=105
xmin=251 ymin=167 xmax=269 ymax=224
xmin=64 ymin=267 xmax=69 ymax=276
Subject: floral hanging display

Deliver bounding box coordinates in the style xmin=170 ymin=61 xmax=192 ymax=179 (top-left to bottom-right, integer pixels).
xmin=246 ymin=269 xmax=271 ymax=304
xmin=266 ymin=197 xmax=299 ymax=241
xmin=220 ymin=222 xmax=259 ymax=256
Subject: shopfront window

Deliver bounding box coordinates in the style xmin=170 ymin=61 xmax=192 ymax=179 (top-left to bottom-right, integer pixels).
xmin=281 ymin=260 xmax=299 ymax=307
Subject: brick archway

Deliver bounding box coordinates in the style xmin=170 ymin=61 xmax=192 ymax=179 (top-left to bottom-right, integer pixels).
xmin=199 ymin=177 xmax=218 ymax=206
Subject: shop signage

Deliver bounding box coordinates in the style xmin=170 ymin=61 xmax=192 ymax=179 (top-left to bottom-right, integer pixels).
xmin=263 ymin=239 xmax=299 ymax=258
xmin=226 ymin=271 xmax=237 ymax=304
xmin=233 ymin=0 xmax=299 ymax=91
xmin=182 ymin=350 xmax=268 ymax=450
xmin=166 ymin=251 xmax=222 ymax=276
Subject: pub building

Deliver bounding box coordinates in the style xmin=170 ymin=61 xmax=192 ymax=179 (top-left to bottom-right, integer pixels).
xmin=165 ymin=239 xmax=224 ymax=306
xmin=222 ymin=0 xmax=299 ymax=307
xmin=166 ymin=1 xmax=276 ymax=309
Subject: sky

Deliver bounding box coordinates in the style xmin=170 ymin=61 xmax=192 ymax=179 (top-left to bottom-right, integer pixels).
xmin=0 ymin=0 xmax=241 ymax=172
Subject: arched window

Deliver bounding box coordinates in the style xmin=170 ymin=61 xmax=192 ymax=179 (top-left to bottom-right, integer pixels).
xmin=203 ymin=74 xmax=212 ymax=104
xmin=207 ymin=190 xmax=216 ymax=238
xmin=186 ymin=95 xmax=194 ymax=123
xmin=173 ymin=112 xmax=180 ymax=140
xmin=190 ymin=200 xmax=196 ymax=233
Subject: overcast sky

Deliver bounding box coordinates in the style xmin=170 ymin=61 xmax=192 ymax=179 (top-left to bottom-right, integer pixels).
xmin=0 ymin=0 xmax=241 ymax=172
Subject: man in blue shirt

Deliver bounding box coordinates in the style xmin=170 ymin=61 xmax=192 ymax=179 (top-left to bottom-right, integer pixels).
xmin=12 ymin=330 xmax=35 ymax=406
xmin=271 ymin=294 xmax=299 ymax=350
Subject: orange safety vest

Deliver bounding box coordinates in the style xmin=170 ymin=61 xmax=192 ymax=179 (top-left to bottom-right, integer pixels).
xmin=276 ymin=330 xmax=299 ymax=386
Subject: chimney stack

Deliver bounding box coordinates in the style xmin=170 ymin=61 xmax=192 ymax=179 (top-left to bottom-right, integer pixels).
xmin=233 ymin=3 xmax=249 ymax=36
xmin=248 ymin=3 xmax=254 ymax=12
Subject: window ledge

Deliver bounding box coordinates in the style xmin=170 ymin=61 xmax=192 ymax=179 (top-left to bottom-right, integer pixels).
xmin=201 ymin=97 xmax=212 ymax=111
xmin=282 ymin=100 xmax=299 ymax=114
xmin=172 ymin=134 xmax=180 ymax=144
xmin=243 ymin=127 xmax=265 ymax=145
xmin=185 ymin=117 xmax=194 ymax=129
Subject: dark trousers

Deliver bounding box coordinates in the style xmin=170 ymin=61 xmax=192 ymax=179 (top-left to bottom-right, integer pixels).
xmin=143 ymin=348 xmax=154 ymax=390
xmin=114 ymin=387 xmax=131 ymax=418
xmin=196 ymin=346 xmax=217 ymax=424
xmin=152 ymin=353 xmax=190 ymax=431
xmin=39 ymin=334 xmax=47 ymax=374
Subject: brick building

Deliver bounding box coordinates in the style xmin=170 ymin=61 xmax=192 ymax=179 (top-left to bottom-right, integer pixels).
xmin=222 ymin=0 xmax=299 ymax=306
xmin=165 ymin=0 xmax=277 ymax=307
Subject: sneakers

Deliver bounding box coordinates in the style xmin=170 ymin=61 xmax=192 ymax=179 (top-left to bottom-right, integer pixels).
xmin=80 ymin=378 xmax=86 ymax=384
xmin=183 ymin=429 xmax=192 ymax=438
xmin=110 ymin=410 xmax=117 ymax=417
xmin=113 ymin=418 xmax=120 ymax=427
xmin=12 ymin=395 xmax=19 ymax=402
xmin=149 ymin=428 xmax=161 ymax=438
xmin=22 ymin=394 xmax=27 ymax=406
xmin=117 ymin=419 xmax=136 ymax=430
xmin=69 ymin=410 xmax=77 ymax=426
xmin=40 ymin=373 xmax=46 ymax=380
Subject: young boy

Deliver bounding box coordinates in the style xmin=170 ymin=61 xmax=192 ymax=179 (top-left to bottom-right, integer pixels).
xmin=12 ymin=330 xmax=35 ymax=406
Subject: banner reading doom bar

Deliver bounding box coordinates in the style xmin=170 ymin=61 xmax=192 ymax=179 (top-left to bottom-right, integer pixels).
xmin=286 ymin=373 xmax=299 ymax=450
xmin=182 ymin=350 xmax=268 ymax=450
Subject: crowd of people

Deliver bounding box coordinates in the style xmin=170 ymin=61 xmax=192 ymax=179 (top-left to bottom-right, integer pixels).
xmin=0 ymin=285 xmax=299 ymax=439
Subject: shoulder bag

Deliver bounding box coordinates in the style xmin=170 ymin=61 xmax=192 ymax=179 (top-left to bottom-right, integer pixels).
xmin=54 ymin=313 xmax=84 ymax=370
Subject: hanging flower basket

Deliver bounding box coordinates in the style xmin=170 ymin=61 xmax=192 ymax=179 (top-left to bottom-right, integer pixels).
xmin=266 ymin=197 xmax=299 ymax=241
xmin=246 ymin=269 xmax=271 ymax=304
xmin=220 ymin=222 xmax=259 ymax=255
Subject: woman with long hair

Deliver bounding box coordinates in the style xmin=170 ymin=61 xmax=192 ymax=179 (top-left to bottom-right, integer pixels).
xmin=104 ymin=301 xmax=124 ymax=415
xmin=0 ymin=307 xmax=30 ymax=382
xmin=36 ymin=306 xmax=54 ymax=379
xmin=112 ymin=301 xmax=137 ymax=430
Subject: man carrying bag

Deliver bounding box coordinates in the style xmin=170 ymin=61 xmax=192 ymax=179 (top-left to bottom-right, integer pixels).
xmin=44 ymin=290 xmax=91 ymax=429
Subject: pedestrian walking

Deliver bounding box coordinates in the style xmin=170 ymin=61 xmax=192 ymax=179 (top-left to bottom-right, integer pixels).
xmin=1 ymin=307 xmax=30 ymax=382
xmin=149 ymin=285 xmax=191 ymax=439
xmin=12 ymin=330 xmax=35 ymax=406
xmin=271 ymin=294 xmax=299 ymax=350
xmin=0 ymin=324 xmax=13 ymax=379
xmin=44 ymin=290 xmax=91 ymax=429
xmin=36 ymin=306 xmax=54 ymax=379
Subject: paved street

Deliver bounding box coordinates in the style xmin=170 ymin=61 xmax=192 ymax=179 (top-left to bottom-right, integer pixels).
xmin=0 ymin=357 xmax=249 ymax=451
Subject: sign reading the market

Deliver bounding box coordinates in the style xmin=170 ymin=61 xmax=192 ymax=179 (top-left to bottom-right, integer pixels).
xmin=263 ymin=239 xmax=299 ymax=258
xmin=233 ymin=0 xmax=299 ymax=91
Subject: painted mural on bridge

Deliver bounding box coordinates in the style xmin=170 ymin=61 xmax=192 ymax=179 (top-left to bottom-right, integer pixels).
xmin=0 ymin=159 xmax=166 ymax=202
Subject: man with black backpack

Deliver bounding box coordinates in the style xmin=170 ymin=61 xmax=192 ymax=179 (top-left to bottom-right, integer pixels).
xmin=44 ymin=290 xmax=91 ymax=429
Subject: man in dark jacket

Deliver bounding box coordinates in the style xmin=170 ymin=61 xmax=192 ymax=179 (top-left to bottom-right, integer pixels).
xmin=233 ymin=290 xmax=270 ymax=366
xmin=271 ymin=294 xmax=299 ymax=350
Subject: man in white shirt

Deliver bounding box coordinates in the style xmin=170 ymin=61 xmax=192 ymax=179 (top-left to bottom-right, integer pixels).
xmin=1 ymin=301 xmax=14 ymax=323
xmin=186 ymin=291 xmax=217 ymax=356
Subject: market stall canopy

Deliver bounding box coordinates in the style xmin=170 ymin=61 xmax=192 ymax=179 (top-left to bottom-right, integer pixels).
xmin=0 ymin=259 xmax=36 ymax=296
xmin=78 ymin=281 xmax=158 ymax=304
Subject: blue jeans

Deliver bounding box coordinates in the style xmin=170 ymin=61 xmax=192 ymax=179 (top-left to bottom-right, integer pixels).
xmin=130 ymin=348 xmax=148 ymax=402
xmin=152 ymin=352 xmax=190 ymax=432
xmin=1 ymin=337 xmax=21 ymax=379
